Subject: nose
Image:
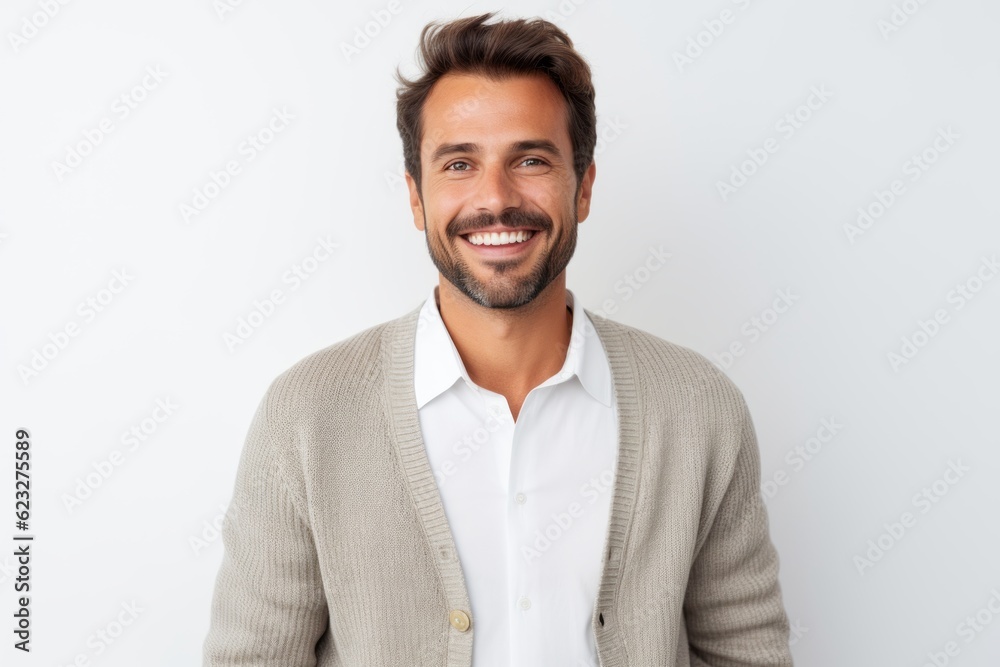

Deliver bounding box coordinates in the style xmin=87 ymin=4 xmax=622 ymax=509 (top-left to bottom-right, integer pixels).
xmin=473 ymin=162 xmax=522 ymax=216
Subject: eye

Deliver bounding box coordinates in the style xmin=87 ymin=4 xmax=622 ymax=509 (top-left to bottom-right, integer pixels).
xmin=521 ymin=157 xmax=546 ymax=167
xmin=445 ymin=161 xmax=471 ymax=171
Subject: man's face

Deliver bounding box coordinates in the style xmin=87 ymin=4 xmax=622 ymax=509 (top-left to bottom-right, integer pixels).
xmin=405 ymin=72 xmax=595 ymax=309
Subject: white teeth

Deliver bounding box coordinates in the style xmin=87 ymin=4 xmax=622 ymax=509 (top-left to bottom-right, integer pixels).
xmin=466 ymin=230 xmax=534 ymax=246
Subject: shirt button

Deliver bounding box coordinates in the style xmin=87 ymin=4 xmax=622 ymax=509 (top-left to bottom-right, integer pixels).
xmin=449 ymin=609 xmax=471 ymax=632
xmin=515 ymin=492 xmax=527 ymax=505
xmin=518 ymin=597 xmax=531 ymax=611
xmin=489 ymin=405 xmax=502 ymax=417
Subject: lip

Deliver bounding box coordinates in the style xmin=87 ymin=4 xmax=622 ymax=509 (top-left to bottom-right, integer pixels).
xmin=459 ymin=228 xmax=540 ymax=257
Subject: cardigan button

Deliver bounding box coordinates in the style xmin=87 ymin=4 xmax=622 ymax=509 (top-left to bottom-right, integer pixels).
xmin=449 ymin=609 xmax=471 ymax=632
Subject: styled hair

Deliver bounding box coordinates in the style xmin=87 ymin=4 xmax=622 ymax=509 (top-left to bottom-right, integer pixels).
xmin=394 ymin=11 xmax=596 ymax=197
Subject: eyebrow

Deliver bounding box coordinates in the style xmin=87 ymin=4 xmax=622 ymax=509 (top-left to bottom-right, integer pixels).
xmin=429 ymin=139 xmax=563 ymax=164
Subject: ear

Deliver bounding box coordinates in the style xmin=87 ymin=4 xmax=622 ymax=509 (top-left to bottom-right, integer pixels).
xmin=575 ymin=161 xmax=597 ymax=223
xmin=405 ymin=171 xmax=425 ymax=231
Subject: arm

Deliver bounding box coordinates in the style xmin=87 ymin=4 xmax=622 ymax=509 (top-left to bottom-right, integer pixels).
xmin=203 ymin=393 xmax=329 ymax=666
xmin=684 ymin=398 xmax=794 ymax=667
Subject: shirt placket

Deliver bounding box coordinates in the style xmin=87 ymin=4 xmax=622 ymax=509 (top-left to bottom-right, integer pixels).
xmin=502 ymin=390 xmax=541 ymax=666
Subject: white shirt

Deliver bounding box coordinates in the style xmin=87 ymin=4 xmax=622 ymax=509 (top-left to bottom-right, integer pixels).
xmin=413 ymin=284 xmax=619 ymax=667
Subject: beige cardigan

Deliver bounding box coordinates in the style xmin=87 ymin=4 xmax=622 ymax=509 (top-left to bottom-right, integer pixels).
xmin=203 ymin=301 xmax=794 ymax=666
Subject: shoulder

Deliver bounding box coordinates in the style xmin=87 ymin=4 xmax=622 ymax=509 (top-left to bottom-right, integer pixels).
xmin=584 ymin=310 xmax=751 ymax=423
xmin=584 ymin=312 xmax=759 ymax=491
xmin=258 ymin=307 xmax=418 ymax=421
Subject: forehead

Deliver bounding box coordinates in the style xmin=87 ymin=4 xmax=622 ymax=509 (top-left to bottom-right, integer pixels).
xmin=420 ymin=72 xmax=570 ymax=154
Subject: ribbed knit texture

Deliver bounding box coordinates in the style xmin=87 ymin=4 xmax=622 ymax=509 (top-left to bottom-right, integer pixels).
xmin=203 ymin=302 xmax=794 ymax=667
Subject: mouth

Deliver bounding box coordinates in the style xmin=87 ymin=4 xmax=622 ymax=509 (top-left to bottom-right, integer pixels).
xmin=459 ymin=228 xmax=540 ymax=256
xmin=460 ymin=229 xmax=538 ymax=246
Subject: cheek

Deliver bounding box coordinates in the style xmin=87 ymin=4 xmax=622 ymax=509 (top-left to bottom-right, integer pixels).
xmin=424 ymin=185 xmax=464 ymax=215
xmin=520 ymin=177 xmax=571 ymax=207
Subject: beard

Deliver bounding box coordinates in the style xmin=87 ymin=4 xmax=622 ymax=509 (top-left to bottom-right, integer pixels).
xmin=424 ymin=204 xmax=578 ymax=310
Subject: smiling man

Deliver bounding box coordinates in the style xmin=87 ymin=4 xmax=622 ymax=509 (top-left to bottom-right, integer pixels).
xmin=204 ymin=11 xmax=794 ymax=667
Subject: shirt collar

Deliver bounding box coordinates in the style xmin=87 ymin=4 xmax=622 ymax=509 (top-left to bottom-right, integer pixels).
xmin=413 ymin=284 xmax=613 ymax=410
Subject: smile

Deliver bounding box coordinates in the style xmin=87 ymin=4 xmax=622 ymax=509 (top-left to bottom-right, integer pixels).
xmin=463 ymin=230 xmax=535 ymax=246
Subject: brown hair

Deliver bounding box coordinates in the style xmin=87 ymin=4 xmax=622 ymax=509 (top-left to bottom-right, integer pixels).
xmin=394 ymin=11 xmax=596 ymax=198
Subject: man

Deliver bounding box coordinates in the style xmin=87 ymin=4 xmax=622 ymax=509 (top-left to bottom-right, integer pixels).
xmin=203 ymin=11 xmax=794 ymax=667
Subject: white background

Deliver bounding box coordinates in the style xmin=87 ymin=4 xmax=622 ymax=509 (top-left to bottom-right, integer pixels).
xmin=1 ymin=0 xmax=999 ymax=665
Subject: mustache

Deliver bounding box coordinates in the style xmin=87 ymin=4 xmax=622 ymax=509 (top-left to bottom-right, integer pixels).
xmin=449 ymin=209 xmax=552 ymax=236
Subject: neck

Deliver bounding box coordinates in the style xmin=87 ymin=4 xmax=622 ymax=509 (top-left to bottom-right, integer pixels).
xmin=435 ymin=277 xmax=572 ymax=402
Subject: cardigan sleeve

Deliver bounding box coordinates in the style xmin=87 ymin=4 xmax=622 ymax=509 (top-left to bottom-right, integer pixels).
xmin=683 ymin=397 xmax=795 ymax=667
xmin=203 ymin=393 xmax=330 ymax=666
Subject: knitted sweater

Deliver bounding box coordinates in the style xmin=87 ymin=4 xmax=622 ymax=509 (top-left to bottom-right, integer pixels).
xmin=203 ymin=300 xmax=795 ymax=667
